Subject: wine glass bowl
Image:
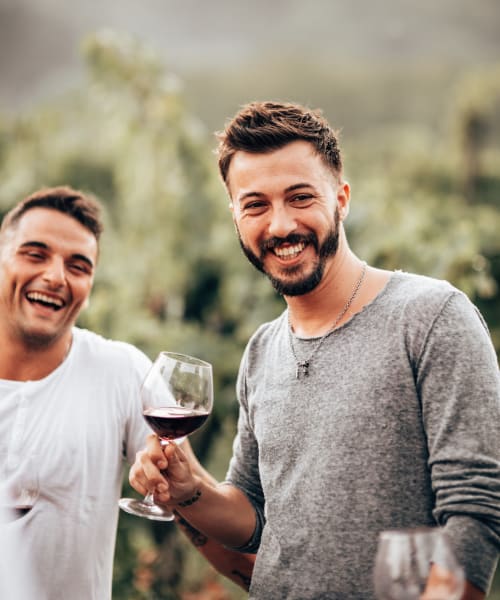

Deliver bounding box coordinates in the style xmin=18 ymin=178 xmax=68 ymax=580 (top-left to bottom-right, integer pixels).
xmin=373 ymin=527 xmax=465 ymax=600
xmin=119 ymin=351 xmax=213 ymax=521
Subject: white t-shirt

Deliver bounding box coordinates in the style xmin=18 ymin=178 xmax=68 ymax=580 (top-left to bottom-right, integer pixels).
xmin=0 ymin=327 xmax=152 ymax=600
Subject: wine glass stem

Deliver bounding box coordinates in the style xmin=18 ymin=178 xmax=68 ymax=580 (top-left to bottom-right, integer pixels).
xmin=143 ymin=492 xmax=156 ymax=506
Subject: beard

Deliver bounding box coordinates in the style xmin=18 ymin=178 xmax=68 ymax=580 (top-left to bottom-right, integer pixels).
xmin=18 ymin=326 xmax=62 ymax=351
xmin=237 ymin=207 xmax=340 ymax=296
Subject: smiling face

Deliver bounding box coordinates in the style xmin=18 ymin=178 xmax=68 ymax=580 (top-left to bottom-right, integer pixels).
xmin=227 ymin=140 xmax=350 ymax=296
xmin=0 ymin=207 xmax=98 ymax=350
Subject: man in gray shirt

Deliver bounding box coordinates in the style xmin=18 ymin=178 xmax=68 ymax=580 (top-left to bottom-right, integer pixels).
xmin=130 ymin=101 xmax=500 ymax=599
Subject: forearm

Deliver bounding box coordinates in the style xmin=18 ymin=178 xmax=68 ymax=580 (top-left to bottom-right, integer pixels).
xmin=173 ymin=478 xmax=257 ymax=549
xmin=175 ymin=441 xmax=256 ymax=588
xmin=175 ymin=512 xmax=255 ymax=590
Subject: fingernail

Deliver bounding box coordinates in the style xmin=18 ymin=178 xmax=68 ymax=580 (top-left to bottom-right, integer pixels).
xmin=158 ymin=461 xmax=167 ymax=469
xmin=157 ymin=484 xmax=167 ymax=493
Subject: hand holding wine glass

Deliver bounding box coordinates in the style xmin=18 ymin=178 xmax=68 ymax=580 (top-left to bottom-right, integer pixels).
xmin=119 ymin=351 xmax=213 ymax=521
xmin=373 ymin=526 xmax=465 ymax=600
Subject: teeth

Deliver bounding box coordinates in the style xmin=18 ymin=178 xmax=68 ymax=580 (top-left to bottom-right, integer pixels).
xmin=274 ymin=243 xmax=305 ymax=258
xmin=26 ymin=292 xmax=64 ymax=308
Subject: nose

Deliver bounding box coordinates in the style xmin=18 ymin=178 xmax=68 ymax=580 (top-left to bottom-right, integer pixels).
xmin=42 ymin=257 xmax=66 ymax=288
xmin=267 ymin=204 xmax=298 ymax=239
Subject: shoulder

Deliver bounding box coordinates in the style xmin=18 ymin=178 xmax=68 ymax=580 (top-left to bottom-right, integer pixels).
xmin=383 ymin=272 xmax=493 ymax=354
xmin=389 ymin=271 xmax=456 ymax=300
xmin=71 ymin=327 xmax=152 ymax=376
xmin=384 ymin=271 xmax=466 ymax=319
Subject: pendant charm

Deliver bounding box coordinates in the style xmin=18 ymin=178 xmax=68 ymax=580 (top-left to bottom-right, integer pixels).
xmin=296 ymin=361 xmax=309 ymax=379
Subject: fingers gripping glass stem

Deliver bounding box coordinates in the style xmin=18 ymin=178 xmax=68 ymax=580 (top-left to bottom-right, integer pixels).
xmin=119 ymin=439 xmax=175 ymax=521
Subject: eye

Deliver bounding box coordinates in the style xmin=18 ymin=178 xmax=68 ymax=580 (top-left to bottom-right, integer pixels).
xmin=25 ymin=250 xmax=45 ymax=260
xmin=290 ymin=193 xmax=314 ymax=205
xmin=68 ymin=262 xmax=92 ymax=275
xmin=242 ymin=200 xmax=268 ymax=215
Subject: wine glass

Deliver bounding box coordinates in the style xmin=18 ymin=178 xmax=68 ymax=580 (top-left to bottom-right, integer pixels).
xmin=119 ymin=351 xmax=213 ymax=521
xmin=373 ymin=526 xmax=465 ymax=600
xmin=0 ymin=452 xmax=39 ymax=522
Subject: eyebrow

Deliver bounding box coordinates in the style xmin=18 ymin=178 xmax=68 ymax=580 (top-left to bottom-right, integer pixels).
xmin=20 ymin=241 xmax=95 ymax=269
xmin=237 ymin=182 xmax=316 ymax=204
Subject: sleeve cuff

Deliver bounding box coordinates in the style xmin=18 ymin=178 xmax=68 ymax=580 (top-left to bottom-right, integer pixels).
xmin=443 ymin=515 xmax=500 ymax=593
xmin=221 ymin=481 xmax=265 ymax=554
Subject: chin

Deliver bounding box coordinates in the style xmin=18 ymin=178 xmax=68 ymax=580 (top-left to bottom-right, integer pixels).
xmin=20 ymin=328 xmax=61 ymax=350
xmin=267 ymin=261 xmax=325 ymax=296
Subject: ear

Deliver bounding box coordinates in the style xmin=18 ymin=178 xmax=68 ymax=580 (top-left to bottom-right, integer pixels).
xmin=337 ymin=181 xmax=351 ymax=221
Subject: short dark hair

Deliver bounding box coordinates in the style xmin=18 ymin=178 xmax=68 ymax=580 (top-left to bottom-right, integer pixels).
xmin=1 ymin=186 xmax=104 ymax=241
xmin=216 ymin=101 xmax=343 ymax=186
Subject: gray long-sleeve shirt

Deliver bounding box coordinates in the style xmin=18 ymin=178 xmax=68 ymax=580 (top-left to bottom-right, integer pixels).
xmin=226 ymin=271 xmax=500 ymax=599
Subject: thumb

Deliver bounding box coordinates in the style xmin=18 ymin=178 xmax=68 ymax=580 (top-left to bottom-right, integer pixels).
xmin=163 ymin=442 xmax=190 ymax=480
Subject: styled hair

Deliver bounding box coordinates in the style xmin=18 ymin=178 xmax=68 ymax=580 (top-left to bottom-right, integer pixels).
xmin=216 ymin=101 xmax=343 ymax=186
xmin=0 ymin=185 xmax=103 ymax=241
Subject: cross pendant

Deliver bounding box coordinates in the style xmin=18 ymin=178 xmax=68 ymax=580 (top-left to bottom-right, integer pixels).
xmin=296 ymin=361 xmax=310 ymax=379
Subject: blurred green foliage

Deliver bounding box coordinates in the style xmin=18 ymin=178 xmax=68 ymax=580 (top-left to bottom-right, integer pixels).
xmin=0 ymin=30 xmax=498 ymax=599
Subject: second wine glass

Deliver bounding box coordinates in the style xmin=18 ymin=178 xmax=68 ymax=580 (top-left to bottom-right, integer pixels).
xmin=119 ymin=351 xmax=213 ymax=521
xmin=373 ymin=526 xmax=465 ymax=600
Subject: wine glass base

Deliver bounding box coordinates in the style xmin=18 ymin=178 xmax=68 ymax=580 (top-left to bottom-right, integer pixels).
xmin=119 ymin=497 xmax=175 ymax=521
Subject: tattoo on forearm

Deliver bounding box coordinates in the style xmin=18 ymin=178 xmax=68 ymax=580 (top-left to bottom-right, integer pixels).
xmin=175 ymin=513 xmax=208 ymax=547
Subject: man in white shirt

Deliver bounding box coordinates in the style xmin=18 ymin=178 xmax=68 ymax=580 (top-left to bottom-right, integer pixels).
xmin=0 ymin=186 xmax=254 ymax=599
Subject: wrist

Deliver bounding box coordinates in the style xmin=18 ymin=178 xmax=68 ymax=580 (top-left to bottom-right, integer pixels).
xmin=176 ymin=475 xmax=203 ymax=507
xmin=177 ymin=489 xmax=202 ymax=507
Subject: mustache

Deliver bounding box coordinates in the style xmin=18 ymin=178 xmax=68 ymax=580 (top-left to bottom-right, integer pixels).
xmin=261 ymin=233 xmax=318 ymax=253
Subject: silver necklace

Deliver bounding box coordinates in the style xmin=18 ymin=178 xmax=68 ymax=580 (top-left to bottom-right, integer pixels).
xmin=288 ymin=262 xmax=367 ymax=379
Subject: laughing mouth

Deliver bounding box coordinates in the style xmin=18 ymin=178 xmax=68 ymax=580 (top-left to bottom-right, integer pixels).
xmin=26 ymin=292 xmax=65 ymax=311
xmin=272 ymin=242 xmax=306 ymax=260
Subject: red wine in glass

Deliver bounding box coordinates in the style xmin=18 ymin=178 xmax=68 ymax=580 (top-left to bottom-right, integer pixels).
xmin=119 ymin=351 xmax=213 ymax=521
xmin=144 ymin=406 xmax=210 ymax=439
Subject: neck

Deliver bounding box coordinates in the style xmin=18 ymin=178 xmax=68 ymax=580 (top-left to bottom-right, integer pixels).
xmin=286 ymin=251 xmax=366 ymax=338
xmin=0 ymin=332 xmax=72 ymax=382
